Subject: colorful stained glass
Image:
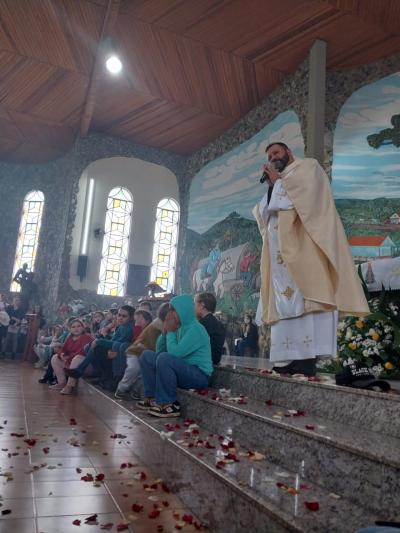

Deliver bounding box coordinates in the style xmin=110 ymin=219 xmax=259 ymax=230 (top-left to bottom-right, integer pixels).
xmin=150 ymin=198 xmax=179 ymax=292
xmin=98 ymin=187 xmax=133 ymax=296
xmin=11 ymin=191 xmax=45 ymax=292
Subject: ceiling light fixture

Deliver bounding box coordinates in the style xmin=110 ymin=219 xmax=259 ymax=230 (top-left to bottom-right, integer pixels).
xmin=106 ymin=55 xmax=122 ymax=75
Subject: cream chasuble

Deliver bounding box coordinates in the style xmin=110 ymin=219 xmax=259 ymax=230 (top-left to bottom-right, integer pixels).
xmin=256 ymin=165 xmax=338 ymax=363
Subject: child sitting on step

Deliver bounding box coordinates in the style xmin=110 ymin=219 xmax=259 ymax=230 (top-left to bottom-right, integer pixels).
xmin=115 ymin=303 xmax=170 ymax=400
xmin=50 ymin=318 xmax=93 ymax=395
xmin=138 ymin=295 xmax=213 ymax=418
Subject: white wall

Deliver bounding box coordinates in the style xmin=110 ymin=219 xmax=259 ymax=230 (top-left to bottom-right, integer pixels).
xmin=69 ymin=156 xmax=179 ymax=292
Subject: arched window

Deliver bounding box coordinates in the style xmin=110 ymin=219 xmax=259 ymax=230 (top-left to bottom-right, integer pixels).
xmin=11 ymin=190 xmax=45 ymax=292
xmin=98 ymin=187 xmax=133 ymax=296
xmin=151 ymin=198 xmax=180 ymax=292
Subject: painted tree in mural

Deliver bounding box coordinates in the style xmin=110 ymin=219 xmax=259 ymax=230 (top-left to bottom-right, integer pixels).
xmin=367 ymin=114 xmax=400 ymax=148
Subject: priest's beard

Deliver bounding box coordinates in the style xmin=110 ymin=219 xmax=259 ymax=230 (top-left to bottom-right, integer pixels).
xmin=273 ymin=151 xmax=290 ymax=172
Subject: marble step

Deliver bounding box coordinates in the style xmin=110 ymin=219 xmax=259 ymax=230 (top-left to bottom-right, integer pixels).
xmin=79 ymin=380 xmax=379 ymax=533
xmin=177 ymin=387 xmax=400 ymax=519
xmin=212 ymin=366 xmax=400 ymax=438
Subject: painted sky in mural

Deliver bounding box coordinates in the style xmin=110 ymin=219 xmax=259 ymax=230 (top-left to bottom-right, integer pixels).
xmin=188 ymin=110 xmax=304 ymax=233
xmin=332 ymin=72 xmax=400 ymax=199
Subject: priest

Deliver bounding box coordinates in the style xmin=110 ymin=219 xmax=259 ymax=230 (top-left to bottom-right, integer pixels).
xmin=253 ymin=142 xmax=369 ymax=376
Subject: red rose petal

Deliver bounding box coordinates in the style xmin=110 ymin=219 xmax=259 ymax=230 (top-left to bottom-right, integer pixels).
xmin=265 ymin=400 xmax=273 ymax=406
xmin=183 ymin=514 xmax=193 ymax=524
xmin=70 ymin=418 xmax=77 ymax=425
xmin=216 ymin=460 xmax=225 ymax=469
xmin=148 ymin=510 xmax=160 ymax=519
xmin=305 ymin=425 xmax=315 ymax=431
xmin=131 ymin=503 xmax=144 ymax=513
xmin=76 ymin=468 xmax=82 ymax=474
xmin=157 ymin=526 xmax=164 ymax=532
xmin=304 ymin=501 xmax=320 ymax=511
xmin=162 ymin=500 xmax=169 ymax=507
xmin=1 ymin=510 xmax=12 ymax=516
xmin=116 ymin=524 xmax=129 ymax=531
xmin=161 ymin=482 xmax=170 ymax=493
xmin=43 ymin=447 xmax=50 ymax=454
xmin=95 ymin=473 xmax=105 ymax=482
xmin=24 ymin=438 xmax=36 ymax=447
xmin=72 ymin=519 xmax=81 ymax=526
xmin=84 ymin=514 xmax=98 ymax=524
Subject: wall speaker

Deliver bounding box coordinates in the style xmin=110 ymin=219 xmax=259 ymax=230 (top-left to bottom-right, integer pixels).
xmin=77 ymin=255 xmax=88 ymax=281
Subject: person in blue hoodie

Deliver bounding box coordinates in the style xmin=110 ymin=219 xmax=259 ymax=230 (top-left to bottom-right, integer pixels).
xmin=138 ymin=294 xmax=212 ymax=417
xmin=66 ymin=305 xmax=135 ymax=381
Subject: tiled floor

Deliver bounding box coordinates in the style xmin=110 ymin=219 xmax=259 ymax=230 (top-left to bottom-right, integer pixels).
xmin=0 ymin=361 xmax=204 ymax=533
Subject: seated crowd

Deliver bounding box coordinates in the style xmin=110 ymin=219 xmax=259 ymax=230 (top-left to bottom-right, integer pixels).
xmin=31 ymin=293 xmax=227 ymax=418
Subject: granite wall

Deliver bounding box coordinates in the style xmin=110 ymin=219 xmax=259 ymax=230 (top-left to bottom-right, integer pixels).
xmin=0 ymin=133 xmax=186 ymax=318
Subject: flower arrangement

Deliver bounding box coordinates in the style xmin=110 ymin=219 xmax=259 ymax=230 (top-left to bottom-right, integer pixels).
xmin=331 ymin=292 xmax=400 ymax=379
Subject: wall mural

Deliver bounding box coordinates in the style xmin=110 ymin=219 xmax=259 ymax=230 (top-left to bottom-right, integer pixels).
xmin=332 ymin=72 xmax=400 ymax=292
xmin=183 ymin=110 xmax=305 ymax=316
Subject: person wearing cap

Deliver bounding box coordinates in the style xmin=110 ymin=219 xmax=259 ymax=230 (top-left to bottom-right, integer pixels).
xmin=138 ymin=294 xmax=212 ymax=417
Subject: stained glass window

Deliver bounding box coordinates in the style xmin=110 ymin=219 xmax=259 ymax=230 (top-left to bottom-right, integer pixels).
xmin=11 ymin=190 xmax=45 ymax=292
xmin=98 ymin=187 xmax=133 ymax=296
xmin=151 ymin=198 xmax=179 ymax=292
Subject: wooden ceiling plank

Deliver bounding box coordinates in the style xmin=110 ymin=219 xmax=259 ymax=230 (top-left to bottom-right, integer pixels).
xmin=80 ymin=0 xmax=121 ymax=137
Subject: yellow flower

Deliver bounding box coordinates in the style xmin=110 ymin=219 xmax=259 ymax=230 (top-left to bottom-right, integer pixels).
xmin=355 ymin=320 xmax=365 ymax=329
xmin=348 ymin=342 xmax=357 ymax=350
xmin=384 ymin=362 xmax=394 ymax=370
xmin=371 ymin=333 xmax=380 ymax=341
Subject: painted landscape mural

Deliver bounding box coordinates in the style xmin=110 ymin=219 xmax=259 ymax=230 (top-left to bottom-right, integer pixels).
xmin=183 ymin=110 xmax=305 ymax=316
xmin=183 ymin=73 xmax=400 ymax=318
xmin=332 ymin=72 xmax=400 ymax=292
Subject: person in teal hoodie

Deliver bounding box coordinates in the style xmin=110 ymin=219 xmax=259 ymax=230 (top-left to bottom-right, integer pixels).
xmin=138 ymin=294 xmax=212 ymax=417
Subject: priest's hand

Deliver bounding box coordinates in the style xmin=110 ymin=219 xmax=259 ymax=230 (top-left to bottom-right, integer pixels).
xmin=263 ymin=163 xmax=280 ymax=185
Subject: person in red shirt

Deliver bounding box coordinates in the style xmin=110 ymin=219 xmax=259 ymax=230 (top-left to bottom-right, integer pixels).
xmin=50 ymin=318 xmax=93 ymax=395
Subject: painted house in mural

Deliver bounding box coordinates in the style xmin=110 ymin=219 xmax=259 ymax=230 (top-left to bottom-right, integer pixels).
xmin=348 ymin=236 xmax=396 ymax=261
xmin=389 ymin=212 xmax=400 ymax=225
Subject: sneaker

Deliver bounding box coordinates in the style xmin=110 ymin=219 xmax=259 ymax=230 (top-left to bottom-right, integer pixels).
xmin=114 ymin=389 xmax=129 ymax=400
xmin=149 ymin=403 xmax=181 ymax=418
xmin=129 ymin=390 xmax=142 ymax=401
xmin=60 ymin=386 xmax=74 ymax=395
xmin=136 ymin=398 xmax=156 ymax=410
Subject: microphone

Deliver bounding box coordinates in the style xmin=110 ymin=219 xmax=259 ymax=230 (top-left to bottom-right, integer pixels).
xmin=260 ymin=161 xmax=282 ymax=184
xmin=260 ymin=170 xmax=269 ymax=184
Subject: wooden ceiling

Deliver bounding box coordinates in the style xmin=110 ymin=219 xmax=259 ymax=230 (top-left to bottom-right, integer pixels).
xmin=0 ymin=0 xmax=399 ymax=163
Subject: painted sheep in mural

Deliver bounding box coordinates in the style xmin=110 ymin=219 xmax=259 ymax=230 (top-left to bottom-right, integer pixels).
xmin=192 ymin=242 xmax=258 ymax=298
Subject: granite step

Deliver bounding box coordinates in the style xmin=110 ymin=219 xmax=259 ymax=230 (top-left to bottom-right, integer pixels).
xmin=212 ymin=366 xmax=400 ymax=438
xmin=79 ymin=380 xmax=381 ymax=533
xmin=177 ymin=386 xmax=400 ymax=518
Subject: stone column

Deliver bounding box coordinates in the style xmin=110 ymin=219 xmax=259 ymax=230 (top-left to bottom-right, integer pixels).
xmin=306 ymin=40 xmax=327 ymax=164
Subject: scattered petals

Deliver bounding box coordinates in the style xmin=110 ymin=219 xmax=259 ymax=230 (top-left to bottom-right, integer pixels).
xmin=42 ymin=447 xmax=50 ymax=454
xmin=70 ymin=418 xmax=77 ymax=426
xmin=265 ymin=400 xmax=273 ymax=406
xmin=116 ymin=524 xmax=129 ymax=531
xmin=305 ymin=425 xmax=315 ymax=431
xmin=72 ymin=519 xmax=81 ymax=526
xmin=1 ymin=509 xmax=11 ymax=516
xmin=148 ymin=510 xmax=160 ymax=519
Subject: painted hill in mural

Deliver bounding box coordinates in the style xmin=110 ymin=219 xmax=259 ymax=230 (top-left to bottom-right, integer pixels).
xmin=182 ymin=211 xmax=261 ymax=302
